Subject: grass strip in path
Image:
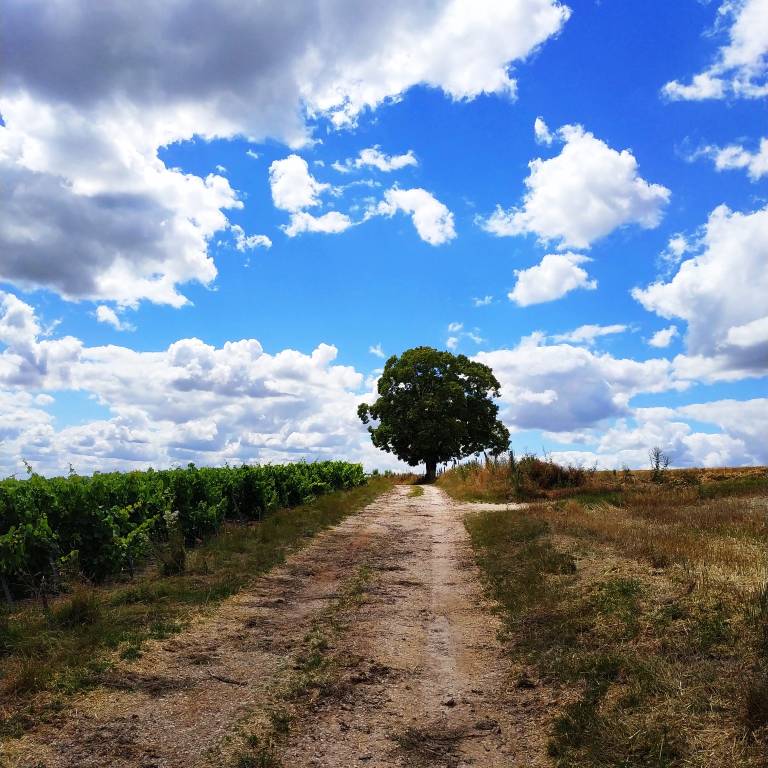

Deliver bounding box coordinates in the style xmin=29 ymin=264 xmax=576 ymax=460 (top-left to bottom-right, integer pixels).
xmin=230 ymin=564 xmax=375 ymax=768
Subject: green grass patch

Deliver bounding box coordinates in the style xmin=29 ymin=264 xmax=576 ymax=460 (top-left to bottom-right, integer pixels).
xmin=565 ymin=489 xmax=624 ymax=507
xmin=0 ymin=477 xmax=394 ymax=740
xmin=698 ymin=473 xmax=768 ymax=499
xmin=465 ymin=512 xmax=574 ymax=616
xmin=407 ymin=486 xmax=424 ymax=498
xmin=591 ymin=578 xmax=643 ymax=638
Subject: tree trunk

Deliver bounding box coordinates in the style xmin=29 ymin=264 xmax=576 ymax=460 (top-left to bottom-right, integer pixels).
xmin=48 ymin=556 xmax=61 ymax=593
xmin=425 ymin=459 xmax=437 ymax=483
xmin=1 ymin=575 xmax=13 ymax=606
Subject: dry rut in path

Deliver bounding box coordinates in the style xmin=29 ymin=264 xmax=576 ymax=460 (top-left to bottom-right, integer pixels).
xmin=3 ymin=485 xmax=559 ymax=768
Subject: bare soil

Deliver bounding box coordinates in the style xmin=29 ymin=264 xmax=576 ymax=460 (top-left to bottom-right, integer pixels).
xmin=2 ymin=485 xmax=558 ymax=768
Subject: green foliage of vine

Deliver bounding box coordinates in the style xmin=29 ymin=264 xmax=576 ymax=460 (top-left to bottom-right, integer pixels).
xmin=0 ymin=461 xmax=366 ymax=599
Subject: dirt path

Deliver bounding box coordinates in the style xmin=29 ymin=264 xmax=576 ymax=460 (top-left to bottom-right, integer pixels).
xmin=3 ymin=485 xmax=558 ymax=768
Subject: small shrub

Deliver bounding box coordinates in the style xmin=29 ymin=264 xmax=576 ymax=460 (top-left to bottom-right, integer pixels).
xmin=517 ymin=454 xmax=587 ymax=490
xmin=438 ymin=452 xmax=590 ymax=502
xmin=157 ymin=510 xmax=186 ymax=576
xmin=268 ymin=708 xmax=292 ymax=734
xmin=649 ymin=446 xmax=671 ymax=483
xmin=2 ymin=657 xmax=52 ymax=696
xmin=51 ymin=590 xmax=102 ymax=628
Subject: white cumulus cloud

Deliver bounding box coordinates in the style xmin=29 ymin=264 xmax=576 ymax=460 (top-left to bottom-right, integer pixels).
xmin=0 ymin=291 xmax=82 ymax=389
xmin=333 ymin=146 xmax=418 ymax=173
xmin=376 ymin=187 xmax=456 ymax=245
xmin=633 ymin=203 xmax=768 ymax=380
xmin=696 ymin=137 xmax=768 ymax=180
xmin=445 ymin=322 xmax=484 ymax=349
xmin=663 ymin=0 xmax=768 ymax=100
xmin=283 ymin=211 xmax=353 ymax=238
xmin=549 ymin=398 xmax=768 ymax=469
xmin=663 ymin=72 xmax=726 ymax=101
xmin=231 ymin=224 xmax=272 ymax=251
xmin=648 ymin=326 xmax=678 ymax=348
xmin=0 ymin=98 xmax=240 ymax=307
xmin=508 ymin=253 xmax=597 ymax=306
xmin=534 ymin=116 xmax=554 ymax=145
xmin=481 ymin=124 xmax=670 ymax=250
xmin=0 ymin=291 xmax=401 ymax=476
xmin=551 ymin=324 xmax=627 ymax=345
xmin=2 ymin=290 xmax=764 ymax=476
xmin=268 ymin=155 xmax=353 ymax=237
xmin=475 ymin=333 xmax=682 ymax=433
xmin=95 ymin=306 xmax=135 ymax=332
xmin=677 ymin=398 xmax=768 ymax=464
xmin=661 ymin=234 xmax=691 ymax=269
xmin=269 ymin=155 xmax=330 ymax=212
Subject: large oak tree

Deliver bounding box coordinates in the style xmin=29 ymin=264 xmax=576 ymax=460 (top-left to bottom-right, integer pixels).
xmin=358 ymin=346 xmax=510 ymax=482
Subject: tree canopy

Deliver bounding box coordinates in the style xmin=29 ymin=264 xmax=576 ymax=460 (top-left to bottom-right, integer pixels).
xmin=357 ymin=346 xmax=510 ymax=481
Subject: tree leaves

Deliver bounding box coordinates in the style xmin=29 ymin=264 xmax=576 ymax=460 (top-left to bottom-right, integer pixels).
xmin=359 ymin=347 xmax=509 ymax=468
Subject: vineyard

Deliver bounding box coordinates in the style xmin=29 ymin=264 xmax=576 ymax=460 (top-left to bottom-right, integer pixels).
xmin=0 ymin=461 xmax=366 ymax=602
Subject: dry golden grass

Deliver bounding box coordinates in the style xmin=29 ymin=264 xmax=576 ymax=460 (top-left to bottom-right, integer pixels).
xmin=439 ymin=455 xmax=768 ymax=504
xmin=436 ymin=459 xmax=516 ymax=501
xmin=464 ymin=465 xmax=768 ymax=767
xmin=545 ymin=500 xmax=768 ymax=590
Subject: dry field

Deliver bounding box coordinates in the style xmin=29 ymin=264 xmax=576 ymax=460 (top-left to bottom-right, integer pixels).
xmin=457 ymin=462 xmax=768 ymax=766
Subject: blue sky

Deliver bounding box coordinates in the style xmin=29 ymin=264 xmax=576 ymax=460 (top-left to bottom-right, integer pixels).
xmin=0 ymin=0 xmax=766 ymax=474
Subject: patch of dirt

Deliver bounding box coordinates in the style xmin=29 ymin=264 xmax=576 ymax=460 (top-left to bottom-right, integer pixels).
xmin=98 ymin=671 xmax=193 ymax=696
xmin=2 ymin=486 xmax=558 ymax=768
xmin=393 ymin=721 xmax=467 ymax=766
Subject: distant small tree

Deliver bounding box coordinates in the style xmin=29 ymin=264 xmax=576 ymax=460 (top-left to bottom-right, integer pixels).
xmin=358 ymin=346 xmax=510 ymax=482
xmin=649 ymin=446 xmax=670 ymax=482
